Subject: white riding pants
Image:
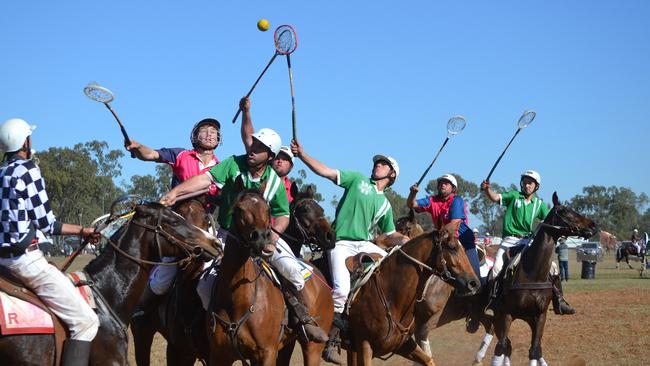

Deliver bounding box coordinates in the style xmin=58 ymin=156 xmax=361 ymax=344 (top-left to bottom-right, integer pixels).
xmin=329 ymin=240 xmax=387 ymax=313
xmin=0 ymin=249 xmax=99 ymax=341
xmin=196 ymin=228 xmax=306 ymax=310
xmin=490 ymin=236 xmax=531 ymax=279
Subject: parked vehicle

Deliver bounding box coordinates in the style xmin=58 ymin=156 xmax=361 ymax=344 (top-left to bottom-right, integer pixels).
xmin=576 ymin=241 xmax=604 ymax=262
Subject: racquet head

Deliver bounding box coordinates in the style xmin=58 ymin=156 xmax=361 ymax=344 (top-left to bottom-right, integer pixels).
xmin=447 ymin=115 xmax=467 ymax=136
xmin=274 ymin=25 xmax=298 ymax=55
xmin=517 ymin=110 xmax=536 ymax=128
xmin=84 ymin=82 xmax=114 ymax=104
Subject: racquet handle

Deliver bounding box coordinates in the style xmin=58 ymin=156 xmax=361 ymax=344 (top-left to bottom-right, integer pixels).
xmin=416 ymin=137 xmax=450 ymax=187
xmin=104 ymin=103 xmax=135 ymax=158
xmin=61 ymin=237 xmax=91 ymax=272
xmin=232 ymin=52 xmax=279 ymax=123
xmin=486 ymin=128 xmax=522 ymax=182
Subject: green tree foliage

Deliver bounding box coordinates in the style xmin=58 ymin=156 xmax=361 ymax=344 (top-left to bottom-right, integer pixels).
xmin=36 ymin=141 xmax=124 ymax=225
xmin=569 ymin=185 xmax=649 ymax=238
xmin=124 ymin=164 xmax=173 ymax=201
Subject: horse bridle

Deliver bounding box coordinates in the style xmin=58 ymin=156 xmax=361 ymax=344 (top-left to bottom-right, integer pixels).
xmin=397 ymin=241 xmax=456 ymax=283
xmin=277 ymin=198 xmax=323 ymax=252
xmin=538 ymin=205 xmax=584 ymax=238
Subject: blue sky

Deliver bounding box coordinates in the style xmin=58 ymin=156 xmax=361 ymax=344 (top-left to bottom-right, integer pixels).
xmin=1 ymin=1 xmax=648 ymax=223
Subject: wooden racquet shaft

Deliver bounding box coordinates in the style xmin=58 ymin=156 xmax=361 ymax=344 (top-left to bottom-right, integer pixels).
xmin=486 ymin=128 xmax=522 ymax=182
xmin=286 ymin=54 xmax=297 ymax=141
xmin=104 ymin=103 xmax=135 ymax=159
xmin=232 ymin=52 xmax=279 ymax=123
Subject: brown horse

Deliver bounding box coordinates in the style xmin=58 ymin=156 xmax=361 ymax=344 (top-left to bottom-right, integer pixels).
xmin=0 ymin=202 xmax=219 ymax=365
xmin=342 ymin=223 xmax=480 ymax=365
xmin=489 ymin=193 xmax=597 ymax=366
xmin=277 ymin=182 xmax=337 ymax=366
xmin=131 ymin=197 xmax=215 ymax=366
xmin=615 ymin=241 xmax=645 ymax=269
xmin=394 ymin=212 xmax=497 ymax=365
xmin=207 ymin=180 xmax=333 ymax=366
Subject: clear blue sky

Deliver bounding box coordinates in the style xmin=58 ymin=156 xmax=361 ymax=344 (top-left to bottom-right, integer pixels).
xmin=1 ymin=1 xmax=648 ymax=223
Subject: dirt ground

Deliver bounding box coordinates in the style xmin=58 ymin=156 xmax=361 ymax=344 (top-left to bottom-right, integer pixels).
xmin=55 ymin=252 xmax=650 ymax=365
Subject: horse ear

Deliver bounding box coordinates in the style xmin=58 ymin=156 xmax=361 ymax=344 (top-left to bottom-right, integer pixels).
xmin=259 ymin=179 xmax=268 ymax=195
xmin=290 ymin=181 xmax=299 ymax=199
xmin=233 ymin=175 xmax=245 ymax=195
xmin=552 ymin=191 xmax=560 ymax=206
xmin=305 ymin=184 xmax=315 ymax=199
xmin=408 ymin=208 xmax=416 ymax=223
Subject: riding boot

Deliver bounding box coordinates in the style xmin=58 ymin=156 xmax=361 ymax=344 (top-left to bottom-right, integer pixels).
xmin=132 ymin=284 xmax=162 ymax=318
xmin=322 ymin=313 xmax=345 ymax=365
xmin=465 ymin=298 xmax=481 ymax=333
xmin=551 ymin=274 xmax=576 ymax=315
xmin=484 ymin=277 xmax=499 ymax=316
xmin=284 ymin=287 xmax=329 ymax=343
xmin=61 ymin=339 xmax=92 ymax=366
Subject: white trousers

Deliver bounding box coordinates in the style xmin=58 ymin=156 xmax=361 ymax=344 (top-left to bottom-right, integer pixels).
xmin=329 ymin=240 xmax=387 ymax=313
xmin=0 ymin=249 xmax=99 ymax=341
xmin=196 ymin=229 xmax=306 ymax=310
xmin=491 ymin=236 xmax=531 ymax=279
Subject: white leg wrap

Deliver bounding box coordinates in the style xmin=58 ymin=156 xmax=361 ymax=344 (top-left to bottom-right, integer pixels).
xmin=550 ymin=261 xmax=559 ymax=276
xmin=412 ymin=339 xmax=431 ymax=366
xmin=539 ymin=357 xmax=548 ymax=366
xmin=504 ymin=356 xmax=512 ymax=366
xmin=491 ymin=354 xmax=505 ymax=366
xmin=529 ymin=359 xmax=538 ymax=366
xmin=476 ymin=333 xmax=494 ymax=362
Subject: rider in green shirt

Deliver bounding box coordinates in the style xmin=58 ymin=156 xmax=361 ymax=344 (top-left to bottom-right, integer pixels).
xmin=291 ymin=140 xmax=408 ymax=364
xmin=481 ymin=170 xmax=575 ymax=315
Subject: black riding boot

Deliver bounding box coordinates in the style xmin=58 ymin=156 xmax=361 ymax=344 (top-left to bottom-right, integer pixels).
xmin=484 ymin=277 xmax=500 ymax=316
xmin=61 ymin=339 xmax=92 ymax=366
xmin=322 ymin=313 xmax=345 ymax=365
xmin=132 ymin=284 xmax=162 ymax=318
xmin=284 ymin=286 xmax=329 ymax=343
xmin=551 ymin=274 xmax=576 ymax=315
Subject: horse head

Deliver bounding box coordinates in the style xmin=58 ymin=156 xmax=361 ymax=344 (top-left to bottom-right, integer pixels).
xmin=289 ymin=182 xmax=336 ymax=252
xmin=430 ymin=222 xmax=480 ymax=296
xmin=231 ymin=176 xmax=275 ymax=258
xmin=545 ymin=192 xmax=598 ymax=240
xmin=173 ymin=196 xmax=210 ymax=230
xmin=132 ymin=202 xmax=222 ymax=261
xmin=395 ymin=209 xmax=424 ymax=239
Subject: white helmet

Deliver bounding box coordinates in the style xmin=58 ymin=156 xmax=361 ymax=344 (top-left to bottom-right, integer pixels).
xmin=372 ymin=154 xmax=399 ymax=178
xmin=251 ymin=128 xmax=281 ymax=156
xmin=437 ymin=174 xmax=457 ymax=188
xmin=521 ymin=170 xmax=541 ymax=185
xmin=634 ymin=229 xmax=639 ymax=233
xmin=277 ymin=146 xmax=294 ymax=163
xmin=0 ymin=118 xmax=36 ymax=153
xmin=473 ymin=227 xmax=479 ymax=233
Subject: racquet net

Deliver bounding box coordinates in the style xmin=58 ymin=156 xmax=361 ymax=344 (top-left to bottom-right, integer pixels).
xmin=84 ymin=82 xmax=114 ymax=104
xmin=275 ymin=25 xmax=297 ymax=55
xmin=517 ymin=110 xmax=536 ymax=128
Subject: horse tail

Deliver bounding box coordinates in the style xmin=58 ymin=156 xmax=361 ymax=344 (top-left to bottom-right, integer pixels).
xmin=616 ymin=246 xmax=622 ymax=262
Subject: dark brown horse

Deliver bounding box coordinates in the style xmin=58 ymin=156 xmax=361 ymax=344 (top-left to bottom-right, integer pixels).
xmin=131 ymin=197 xmax=215 ymax=366
xmin=0 ymin=202 xmax=220 ymax=365
xmin=207 ymin=180 xmax=333 ymax=365
xmin=489 ymin=193 xmax=597 ymax=366
xmin=277 ymin=182 xmax=337 ymax=366
xmin=343 ymin=223 xmax=480 ymax=365
xmin=615 ymin=241 xmax=645 ymax=269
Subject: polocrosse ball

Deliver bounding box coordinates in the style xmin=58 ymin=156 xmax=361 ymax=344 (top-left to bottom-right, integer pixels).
xmin=257 ymin=19 xmax=270 ymax=32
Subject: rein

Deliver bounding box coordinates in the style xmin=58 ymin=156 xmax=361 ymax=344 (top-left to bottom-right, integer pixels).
xmin=278 ymin=198 xmax=322 ymax=251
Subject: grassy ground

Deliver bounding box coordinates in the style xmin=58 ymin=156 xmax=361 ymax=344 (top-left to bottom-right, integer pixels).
xmin=50 ymin=250 xmax=650 ymax=365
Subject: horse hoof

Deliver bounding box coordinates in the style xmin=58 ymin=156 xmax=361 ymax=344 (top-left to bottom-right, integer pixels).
xmin=472 ymin=362 xmax=482 ymax=366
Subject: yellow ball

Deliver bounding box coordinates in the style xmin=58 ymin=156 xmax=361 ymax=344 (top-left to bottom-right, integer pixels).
xmin=257 ymin=19 xmax=270 ymax=32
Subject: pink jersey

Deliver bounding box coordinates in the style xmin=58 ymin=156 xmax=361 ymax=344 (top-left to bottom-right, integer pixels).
xmin=157 ymin=148 xmax=220 ymax=195
xmin=283 ymin=176 xmax=293 ymax=204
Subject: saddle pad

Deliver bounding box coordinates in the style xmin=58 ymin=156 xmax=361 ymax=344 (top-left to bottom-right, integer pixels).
xmin=257 ymin=258 xmax=314 ymax=288
xmin=67 ymin=272 xmax=97 ymax=309
xmin=347 ymin=245 xmax=401 ymax=310
xmin=0 ymin=291 xmax=54 ymax=335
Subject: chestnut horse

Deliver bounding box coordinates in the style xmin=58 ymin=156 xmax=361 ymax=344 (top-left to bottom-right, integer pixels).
xmin=277 ymin=182 xmax=337 ymax=365
xmin=489 ymin=193 xmax=597 ymax=366
xmin=0 ymin=202 xmax=219 ymax=365
xmin=207 ymin=180 xmax=333 ymax=366
xmin=343 ymin=223 xmax=480 ymax=365
xmin=131 ymin=197 xmax=215 ymax=366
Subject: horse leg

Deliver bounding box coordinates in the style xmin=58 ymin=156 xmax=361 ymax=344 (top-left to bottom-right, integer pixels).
xmin=627 ymin=256 xmax=634 ymax=269
xmin=395 ymin=338 xmax=436 ymax=366
xmin=300 ymin=340 xmax=326 ymax=366
xmin=257 ymin=348 xmax=278 ymax=366
xmin=358 ymin=340 xmax=373 ymax=366
xmin=412 ymin=322 xmax=432 ymax=366
xmin=526 ymin=312 xmax=547 ymax=366
xmin=473 ymin=331 xmax=494 ymax=365
xmin=491 ymin=313 xmax=513 ymax=366
xmin=276 ymin=340 xmax=295 ymax=366
xmin=131 ymin=315 xmax=157 ymax=366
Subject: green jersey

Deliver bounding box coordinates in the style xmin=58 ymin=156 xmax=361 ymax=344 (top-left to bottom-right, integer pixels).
xmin=208 ymin=155 xmax=289 ymax=229
xmin=333 ymin=171 xmax=396 ymax=241
xmin=500 ymin=190 xmax=549 ymax=237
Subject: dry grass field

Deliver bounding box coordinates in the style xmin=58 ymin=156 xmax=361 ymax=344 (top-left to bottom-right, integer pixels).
xmin=52 ymin=249 xmax=650 ymax=365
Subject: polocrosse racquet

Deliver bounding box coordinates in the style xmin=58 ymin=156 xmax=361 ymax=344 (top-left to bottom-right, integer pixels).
xmin=485 ymin=110 xmax=536 ymax=182
xmin=232 ymin=25 xmax=298 ymax=123
xmin=415 ymin=115 xmax=467 ymax=186
xmin=83 ymin=82 xmax=135 ymax=158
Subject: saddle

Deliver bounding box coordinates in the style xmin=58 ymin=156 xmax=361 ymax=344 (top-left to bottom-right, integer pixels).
xmin=345 ymin=252 xmax=383 ymax=282
xmin=0 ymin=267 xmax=66 ymax=366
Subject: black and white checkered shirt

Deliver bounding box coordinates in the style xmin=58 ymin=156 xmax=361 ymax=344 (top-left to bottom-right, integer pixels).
xmin=1 ymin=159 xmax=59 ymax=248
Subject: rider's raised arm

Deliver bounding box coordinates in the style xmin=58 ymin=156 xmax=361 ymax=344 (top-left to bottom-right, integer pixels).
xmin=160 ymin=173 xmax=212 ymax=206
xmin=125 ymin=139 xmax=160 ymax=161
xmin=481 ymin=180 xmax=501 ymax=203
xmin=291 ymin=140 xmax=338 ymax=183
xmin=239 ymin=97 xmax=254 ymax=153
xmin=407 ymin=184 xmax=420 ymax=209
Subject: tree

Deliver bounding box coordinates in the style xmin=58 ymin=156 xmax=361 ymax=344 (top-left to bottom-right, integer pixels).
xmin=569 ymin=185 xmax=649 ymax=238
xmin=290 ymin=169 xmax=324 ymax=202
xmin=469 ymin=182 xmax=513 ymax=237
